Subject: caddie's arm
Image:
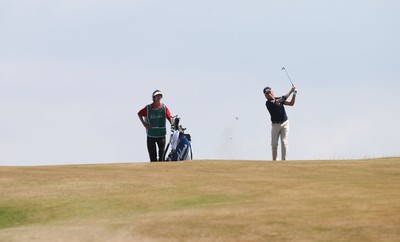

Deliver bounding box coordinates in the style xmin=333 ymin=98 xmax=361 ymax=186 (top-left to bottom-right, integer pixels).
xmin=138 ymin=114 xmax=151 ymax=129
xmin=165 ymin=106 xmax=173 ymax=124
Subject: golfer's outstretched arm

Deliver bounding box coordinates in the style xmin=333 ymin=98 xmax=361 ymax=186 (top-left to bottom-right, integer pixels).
xmin=285 ymin=94 xmax=296 ymax=106
xmin=284 ymin=86 xmax=296 ymax=99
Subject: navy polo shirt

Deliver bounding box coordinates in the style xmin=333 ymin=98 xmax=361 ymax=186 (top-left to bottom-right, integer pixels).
xmin=266 ymin=96 xmax=288 ymax=122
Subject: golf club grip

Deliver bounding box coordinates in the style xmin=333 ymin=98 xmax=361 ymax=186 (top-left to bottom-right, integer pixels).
xmin=174 ymin=118 xmax=180 ymax=130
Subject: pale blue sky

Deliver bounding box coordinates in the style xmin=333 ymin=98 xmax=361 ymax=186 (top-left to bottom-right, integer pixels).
xmin=1 ymin=0 xmax=399 ymax=165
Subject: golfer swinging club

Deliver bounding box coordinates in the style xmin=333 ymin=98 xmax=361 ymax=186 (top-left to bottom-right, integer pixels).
xmin=138 ymin=90 xmax=172 ymax=162
xmin=263 ymin=85 xmax=297 ymax=160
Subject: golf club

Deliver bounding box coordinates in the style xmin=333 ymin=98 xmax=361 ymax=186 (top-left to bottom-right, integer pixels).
xmin=281 ymin=67 xmax=295 ymax=87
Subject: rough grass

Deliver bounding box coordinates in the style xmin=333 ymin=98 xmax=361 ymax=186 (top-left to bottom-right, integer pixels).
xmin=0 ymin=158 xmax=399 ymax=242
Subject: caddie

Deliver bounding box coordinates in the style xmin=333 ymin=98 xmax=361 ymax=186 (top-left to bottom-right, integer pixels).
xmin=138 ymin=90 xmax=172 ymax=162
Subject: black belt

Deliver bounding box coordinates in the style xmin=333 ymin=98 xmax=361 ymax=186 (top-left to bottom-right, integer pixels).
xmin=272 ymin=120 xmax=287 ymax=124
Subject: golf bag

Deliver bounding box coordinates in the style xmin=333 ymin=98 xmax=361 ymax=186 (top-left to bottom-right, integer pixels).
xmin=162 ymin=115 xmax=193 ymax=161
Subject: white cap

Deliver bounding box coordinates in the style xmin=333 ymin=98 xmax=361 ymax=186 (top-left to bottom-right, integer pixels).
xmin=263 ymin=87 xmax=272 ymax=94
xmin=152 ymin=90 xmax=163 ymax=97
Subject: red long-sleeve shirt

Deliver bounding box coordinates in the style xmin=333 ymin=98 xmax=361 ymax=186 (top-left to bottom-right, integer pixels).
xmin=138 ymin=103 xmax=172 ymax=121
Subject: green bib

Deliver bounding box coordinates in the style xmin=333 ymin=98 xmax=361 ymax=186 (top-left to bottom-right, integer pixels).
xmin=146 ymin=104 xmax=167 ymax=137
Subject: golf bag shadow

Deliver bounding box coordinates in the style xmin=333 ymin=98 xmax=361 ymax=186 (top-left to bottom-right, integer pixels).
xmin=162 ymin=115 xmax=193 ymax=161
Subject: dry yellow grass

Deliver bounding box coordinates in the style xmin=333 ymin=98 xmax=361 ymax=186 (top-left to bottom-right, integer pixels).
xmin=1 ymin=158 xmax=399 ymax=241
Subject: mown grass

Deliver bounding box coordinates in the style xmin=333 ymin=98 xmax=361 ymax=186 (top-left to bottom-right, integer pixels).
xmin=0 ymin=158 xmax=399 ymax=241
xmin=0 ymin=207 xmax=27 ymax=228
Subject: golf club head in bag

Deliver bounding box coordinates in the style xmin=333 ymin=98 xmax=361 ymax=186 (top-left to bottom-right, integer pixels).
xmin=163 ymin=115 xmax=193 ymax=161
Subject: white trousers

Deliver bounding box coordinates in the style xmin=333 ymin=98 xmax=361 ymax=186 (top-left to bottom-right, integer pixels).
xmin=271 ymin=120 xmax=289 ymax=160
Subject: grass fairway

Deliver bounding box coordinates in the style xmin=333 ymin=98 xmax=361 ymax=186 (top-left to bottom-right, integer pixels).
xmin=1 ymin=158 xmax=399 ymax=242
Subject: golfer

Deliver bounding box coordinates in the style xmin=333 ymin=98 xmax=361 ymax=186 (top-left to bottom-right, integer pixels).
xmin=264 ymin=85 xmax=297 ymax=160
xmin=138 ymin=90 xmax=172 ymax=162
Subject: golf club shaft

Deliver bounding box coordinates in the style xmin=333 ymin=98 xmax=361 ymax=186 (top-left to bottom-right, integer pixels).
xmin=282 ymin=67 xmax=294 ymax=86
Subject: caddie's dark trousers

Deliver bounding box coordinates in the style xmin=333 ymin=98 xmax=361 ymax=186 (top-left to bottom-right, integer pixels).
xmin=147 ymin=136 xmax=166 ymax=162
